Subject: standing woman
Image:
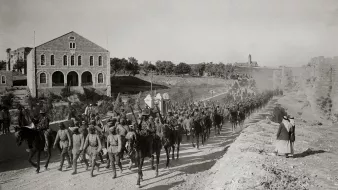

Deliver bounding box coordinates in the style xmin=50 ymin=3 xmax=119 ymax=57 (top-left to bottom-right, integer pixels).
xmin=84 ymin=125 xmax=102 ymax=177
xmin=107 ymin=126 xmax=122 ymax=179
xmin=274 ymin=116 xmax=292 ymax=157
xmin=289 ymin=116 xmax=295 ymax=157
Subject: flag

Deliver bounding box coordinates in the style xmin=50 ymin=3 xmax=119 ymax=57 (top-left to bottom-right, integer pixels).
xmin=113 ymin=93 xmax=122 ymax=112
xmin=134 ymin=92 xmax=142 ymax=110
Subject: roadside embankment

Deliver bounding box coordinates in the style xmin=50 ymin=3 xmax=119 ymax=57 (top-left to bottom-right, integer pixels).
xmin=175 ymin=94 xmax=338 ymax=190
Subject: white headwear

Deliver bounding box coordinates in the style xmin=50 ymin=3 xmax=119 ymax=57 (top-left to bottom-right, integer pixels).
xmin=282 ymin=118 xmax=291 ymax=132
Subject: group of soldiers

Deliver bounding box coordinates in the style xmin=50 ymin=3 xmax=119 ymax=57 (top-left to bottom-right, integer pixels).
xmin=34 ymin=88 xmax=282 ymax=179
xmin=0 ymin=106 xmax=11 ymax=134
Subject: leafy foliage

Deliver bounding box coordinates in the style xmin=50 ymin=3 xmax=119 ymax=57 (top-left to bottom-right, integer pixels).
xmin=13 ymin=59 xmax=25 ymax=72
xmin=60 ymin=86 xmax=73 ymax=98
xmin=271 ymin=105 xmax=288 ymax=123
xmin=1 ymin=93 xmax=14 ymax=109
xmin=0 ymin=60 xmax=6 ymax=70
xmin=174 ymin=62 xmax=191 ymax=75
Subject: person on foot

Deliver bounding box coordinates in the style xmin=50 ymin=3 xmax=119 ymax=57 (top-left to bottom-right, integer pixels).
xmin=84 ymin=125 xmax=102 ymax=177
xmin=274 ymin=116 xmax=292 ymax=157
xmin=37 ymin=110 xmax=50 ymax=151
xmin=289 ymin=116 xmax=295 ymax=157
xmin=107 ymin=126 xmax=122 ymax=179
xmin=53 ymin=122 xmax=72 ymax=171
xmin=71 ymin=127 xmax=87 ymax=175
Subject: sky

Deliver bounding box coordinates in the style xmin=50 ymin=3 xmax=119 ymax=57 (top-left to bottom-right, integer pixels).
xmin=1 ymin=0 xmax=338 ymax=67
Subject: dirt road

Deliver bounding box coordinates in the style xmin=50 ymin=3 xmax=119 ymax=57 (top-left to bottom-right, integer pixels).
xmin=0 ymin=97 xmax=276 ymax=190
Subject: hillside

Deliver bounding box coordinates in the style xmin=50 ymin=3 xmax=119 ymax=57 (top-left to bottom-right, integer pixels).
xmin=175 ymin=93 xmax=338 ymax=190
xmin=136 ymin=74 xmax=231 ymax=87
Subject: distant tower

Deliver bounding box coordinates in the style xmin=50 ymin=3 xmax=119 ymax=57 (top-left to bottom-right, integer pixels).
xmin=248 ymin=54 xmax=252 ymax=65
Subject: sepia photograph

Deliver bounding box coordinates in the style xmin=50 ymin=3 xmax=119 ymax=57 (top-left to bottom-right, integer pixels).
xmin=0 ymin=0 xmax=338 ymax=189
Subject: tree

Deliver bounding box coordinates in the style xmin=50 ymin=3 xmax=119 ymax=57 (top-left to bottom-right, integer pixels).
xmin=13 ymin=59 xmax=25 ymax=73
xmin=174 ymin=62 xmax=191 ymax=75
xmin=141 ymin=61 xmax=157 ymax=75
xmin=164 ymin=61 xmax=175 ymax=75
xmin=155 ymin=60 xmax=166 ymax=75
xmin=127 ymin=57 xmax=139 ymax=76
xmin=110 ymin=57 xmax=123 ymax=76
xmin=0 ymin=60 xmax=6 ymax=70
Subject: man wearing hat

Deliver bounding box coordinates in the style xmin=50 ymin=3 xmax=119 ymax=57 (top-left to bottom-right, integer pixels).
xmin=37 ymin=109 xmax=50 ymax=151
xmin=115 ymin=119 xmax=129 ymax=159
xmin=53 ymin=122 xmax=72 ymax=171
xmin=71 ymin=126 xmax=87 ymax=175
xmin=107 ymin=126 xmax=123 ymax=178
xmin=84 ymin=125 xmax=102 ymax=177
xmin=139 ymin=108 xmax=154 ymax=156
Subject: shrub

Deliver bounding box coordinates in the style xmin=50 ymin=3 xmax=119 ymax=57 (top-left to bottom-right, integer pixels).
xmin=60 ymin=86 xmax=72 ymax=98
xmin=1 ymin=92 xmax=14 ymax=109
xmin=271 ymin=105 xmax=288 ymax=123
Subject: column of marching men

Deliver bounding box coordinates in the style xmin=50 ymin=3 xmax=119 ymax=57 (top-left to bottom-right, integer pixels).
xmin=26 ymin=89 xmax=283 ymax=179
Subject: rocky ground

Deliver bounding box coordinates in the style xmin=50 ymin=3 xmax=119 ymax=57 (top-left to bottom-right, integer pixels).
xmin=176 ymin=93 xmax=338 ymax=190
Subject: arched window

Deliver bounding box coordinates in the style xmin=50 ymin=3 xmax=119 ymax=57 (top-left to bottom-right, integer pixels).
xmin=90 ymin=56 xmax=94 ymax=66
xmin=78 ymin=56 xmax=82 ymax=66
xmin=1 ymin=76 xmax=6 ymax=84
xmin=41 ymin=55 xmax=45 ymax=65
xmin=63 ymin=55 xmax=67 ymax=66
xmin=98 ymin=56 xmax=102 ymax=66
xmin=71 ymin=55 xmax=75 ymax=66
xmin=51 ymin=55 xmax=54 ymax=65
xmin=40 ymin=73 xmax=47 ymax=84
xmin=98 ymin=73 xmax=103 ymax=83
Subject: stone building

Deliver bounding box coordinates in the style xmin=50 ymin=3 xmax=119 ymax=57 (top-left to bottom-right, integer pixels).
xmin=6 ymin=47 xmax=33 ymax=74
xmin=26 ymin=31 xmax=111 ymax=97
xmin=233 ymin=54 xmax=258 ymax=67
xmin=0 ymin=71 xmax=13 ymax=91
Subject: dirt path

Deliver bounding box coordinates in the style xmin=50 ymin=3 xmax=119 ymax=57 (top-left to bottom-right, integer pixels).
xmin=0 ymin=97 xmax=276 ymax=190
xmin=178 ymin=94 xmax=338 ymax=190
xmin=0 ymin=121 xmax=239 ymax=190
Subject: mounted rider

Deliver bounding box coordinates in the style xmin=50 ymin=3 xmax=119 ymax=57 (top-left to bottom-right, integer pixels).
xmin=138 ymin=108 xmax=155 ymax=156
xmin=37 ymin=109 xmax=50 ymax=151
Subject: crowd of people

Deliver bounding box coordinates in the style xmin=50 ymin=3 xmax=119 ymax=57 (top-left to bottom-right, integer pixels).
xmin=0 ymin=106 xmax=11 ymax=134
xmin=14 ymin=89 xmax=283 ymax=180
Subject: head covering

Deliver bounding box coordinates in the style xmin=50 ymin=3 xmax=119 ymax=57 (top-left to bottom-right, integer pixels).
xmin=109 ymin=127 xmax=115 ymax=133
xmin=283 ymin=115 xmax=288 ymax=120
xmin=59 ymin=122 xmax=66 ymax=129
xmin=142 ymin=109 xmax=150 ymax=116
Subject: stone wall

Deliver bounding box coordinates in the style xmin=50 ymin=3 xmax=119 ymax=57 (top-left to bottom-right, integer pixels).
xmin=234 ymin=66 xmax=278 ymax=91
xmin=273 ymin=56 xmax=338 ymax=120
xmin=0 ymin=71 xmax=13 ymax=90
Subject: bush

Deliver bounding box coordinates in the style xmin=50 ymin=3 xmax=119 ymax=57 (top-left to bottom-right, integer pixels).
xmin=1 ymin=92 xmax=14 ymax=109
xmin=61 ymin=86 xmax=72 ymax=98
xmin=271 ymin=105 xmax=288 ymax=123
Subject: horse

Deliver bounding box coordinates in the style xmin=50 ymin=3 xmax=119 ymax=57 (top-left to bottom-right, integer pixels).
xmin=14 ymin=126 xmax=56 ymax=173
xmin=203 ymin=114 xmax=213 ymax=140
xmin=211 ymin=112 xmax=223 ymax=135
xmin=229 ymin=110 xmax=238 ymax=132
xmin=190 ymin=116 xmax=204 ymax=149
xmin=126 ymin=131 xmax=162 ymax=187
xmin=161 ymin=122 xmax=183 ymax=168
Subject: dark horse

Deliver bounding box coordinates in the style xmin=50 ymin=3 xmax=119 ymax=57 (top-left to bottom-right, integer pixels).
xmin=126 ymin=132 xmax=162 ymax=187
xmin=190 ymin=116 xmax=204 ymax=149
xmin=14 ymin=126 xmax=56 ymax=173
xmin=211 ymin=112 xmax=223 ymax=135
xmin=162 ymin=123 xmax=183 ymax=168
